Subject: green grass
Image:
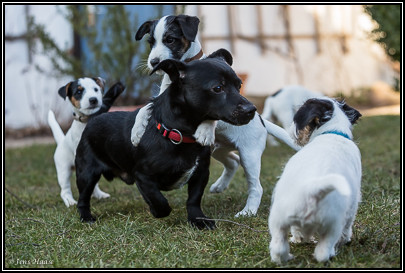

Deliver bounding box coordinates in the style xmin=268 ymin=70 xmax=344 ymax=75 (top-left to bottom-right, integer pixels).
xmin=4 ymin=115 xmax=401 ymax=268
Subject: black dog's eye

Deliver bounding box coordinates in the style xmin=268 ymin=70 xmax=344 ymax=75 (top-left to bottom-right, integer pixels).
xmin=94 ymin=88 xmax=98 ymax=92
xmin=212 ymin=85 xmax=223 ymax=93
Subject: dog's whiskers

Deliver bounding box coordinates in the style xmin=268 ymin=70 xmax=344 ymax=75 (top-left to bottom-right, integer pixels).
xmin=136 ymin=60 xmax=151 ymax=75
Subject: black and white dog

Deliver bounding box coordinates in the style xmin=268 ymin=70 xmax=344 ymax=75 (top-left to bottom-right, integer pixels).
xmin=130 ymin=15 xmax=300 ymax=217
xmin=269 ymin=98 xmax=362 ymax=264
xmin=74 ymin=50 xmax=256 ymax=229
xmin=48 ymin=78 xmax=124 ymax=207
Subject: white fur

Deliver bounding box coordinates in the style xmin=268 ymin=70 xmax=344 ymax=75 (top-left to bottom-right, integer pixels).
xmin=131 ymin=16 xmax=300 ymax=217
xmin=268 ymin=98 xmax=362 ymax=264
xmin=48 ymin=77 xmax=110 ymax=207
xmin=262 ymin=85 xmax=323 ymax=146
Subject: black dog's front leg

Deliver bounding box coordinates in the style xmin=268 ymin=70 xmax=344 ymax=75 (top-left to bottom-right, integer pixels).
xmin=135 ymin=172 xmax=172 ymax=218
xmin=186 ymin=155 xmax=216 ymax=230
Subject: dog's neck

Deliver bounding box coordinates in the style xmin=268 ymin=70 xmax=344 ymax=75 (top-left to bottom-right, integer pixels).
xmin=181 ymin=38 xmax=206 ymax=62
xmin=151 ymin=86 xmax=205 ymax=136
xmin=72 ymin=109 xmax=89 ymax=123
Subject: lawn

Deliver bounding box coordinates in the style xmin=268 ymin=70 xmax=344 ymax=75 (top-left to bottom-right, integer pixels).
xmin=4 ymin=115 xmax=401 ymax=269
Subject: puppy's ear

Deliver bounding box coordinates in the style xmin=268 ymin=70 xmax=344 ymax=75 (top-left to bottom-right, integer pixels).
xmin=176 ymin=15 xmax=200 ymax=42
xmin=135 ymin=20 xmax=156 ymax=41
xmin=294 ymin=99 xmax=334 ymax=131
xmin=339 ymin=101 xmax=362 ymax=124
xmin=150 ymin=59 xmax=186 ymax=82
xmin=58 ymin=82 xmax=72 ymax=100
xmin=92 ymin=77 xmax=106 ymax=91
xmin=208 ymin=48 xmax=233 ymax=66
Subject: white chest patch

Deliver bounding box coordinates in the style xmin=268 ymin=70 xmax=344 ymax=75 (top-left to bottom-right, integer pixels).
xmin=170 ymin=157 xmax=199 ymax=190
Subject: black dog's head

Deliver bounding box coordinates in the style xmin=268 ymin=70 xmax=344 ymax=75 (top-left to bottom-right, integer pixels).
xmin=135 ymin=15 xmax=200 ymax=70
xmin=58 ymin=77 xmax=106 ymax=116
xmin=292 ymin=98 xmax=362 ymax=146
xmin=151 ymin=48 xmax=256 ymax=126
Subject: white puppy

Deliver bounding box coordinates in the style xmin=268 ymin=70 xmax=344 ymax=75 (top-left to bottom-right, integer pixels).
xmin=268 ymin=98 xmax=362 ymax=264
xmin=262 ymin=85 xmax=323 ymax=146
xmin=48 ymin=78 xmax=124 ymax=207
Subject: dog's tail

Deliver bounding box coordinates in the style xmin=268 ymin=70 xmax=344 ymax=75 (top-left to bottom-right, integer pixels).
xmin=305 ymin=174 xmax=351 ymax=218
xmin=47 ymin=110 xmax=65 ymax=145
xmin=261 ymin=118 xmax=300 ymax=151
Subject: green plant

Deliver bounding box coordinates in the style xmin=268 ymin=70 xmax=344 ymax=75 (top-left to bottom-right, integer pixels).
xmin=30 ymin=5 xmax=164 ymax=104
xmin=364 ymin=5 xmax=401 ymax=63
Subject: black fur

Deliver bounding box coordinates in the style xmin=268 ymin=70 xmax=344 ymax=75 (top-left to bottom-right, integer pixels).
xmin=338 ymin=100 xmax=362 ymax=124
xmin=293 ymin=98 xmax=362 ymax=133
xmin=75 ymin=50 xmax=256 ymax=229
xmin=293 ymin=98 xmax=334 ymax=133
xmin=91 ymin=82 xmax=125 ymax=117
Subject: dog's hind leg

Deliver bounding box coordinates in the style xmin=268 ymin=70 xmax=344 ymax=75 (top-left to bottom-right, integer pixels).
xmin=135 ymin=172 xmax=172 ymax=218
xmin=131 ymin=103 xmax=152 ymax=146
xmin=92 ymin=183 xmax=111 ymax=200
xmin=313 ymin=222 xmax=344 ymax=262
xmin=76 ymin=165 xmax=101 ymax=223
xmin=235 ymin=148 xmax=264 ymax=217
xmin=269 ymin=225 xmax=294 ymax=264
xmin=54 ymin=146 xmax=77 ymax=207
xmin=210 ymin=147 xmax=240 ymax=193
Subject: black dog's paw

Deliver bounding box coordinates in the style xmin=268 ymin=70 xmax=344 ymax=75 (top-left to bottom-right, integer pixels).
xmin=189 ymin=217 xmax=216 ymax=230
xmin=150 ymin=205 xmax=172 ymax=218
xmin=78 ymin=208 xmax=96 ymax=223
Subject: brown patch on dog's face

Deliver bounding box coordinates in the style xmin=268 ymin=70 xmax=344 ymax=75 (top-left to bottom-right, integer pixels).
xmin=293 ymin=99 xmax=334 ymax=146
xmin=92 ymin=77 xmax=106 ymax=91
xmin=296 ymin=123 xmax=316 ymax=146
xmin=181 ymin=37 xmax=191 ymax=55
xmin=70 ymin=96 xmax=81 ymax=108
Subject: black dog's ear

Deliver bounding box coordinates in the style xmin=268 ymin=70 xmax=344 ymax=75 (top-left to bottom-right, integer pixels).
xmin=135 ymin=20 xmax=156 ymax=41
xmin=339 ymin=101 xmax=362 ymax=124
xmin=150 ymin=59 xmax=187 ymax=82
xmin=58 ymin=82 xmax=72 ymax=100
xmin=208 ymin=48 xmax=233 ymax=66
xmin=294 ymin=99 xmax=334 ymax=131
xmin=175 ymin=15 xmax=200 ymax=42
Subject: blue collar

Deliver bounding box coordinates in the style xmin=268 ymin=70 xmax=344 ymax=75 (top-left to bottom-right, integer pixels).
xmin=322 ymin=131 xmax=351 ymax=140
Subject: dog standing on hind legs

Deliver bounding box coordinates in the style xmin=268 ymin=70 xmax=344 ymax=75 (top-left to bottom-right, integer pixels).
xmin=130 ymin=14 xmax=300 ymax=217
xmin=268 ymin=98 xmax=362 ymax=264
xmin=48 ymin=78 xmax=125 ymax=207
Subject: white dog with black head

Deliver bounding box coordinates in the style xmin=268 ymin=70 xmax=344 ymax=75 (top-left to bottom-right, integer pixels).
xmin=268 ymin=98 xmax=362 ymax=264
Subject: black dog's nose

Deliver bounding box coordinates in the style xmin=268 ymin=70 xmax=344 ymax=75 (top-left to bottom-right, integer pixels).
xmin=89 ymin=97 xmax=98 ymax=106
xmin=239 ymin=103 xmax=257 ymax=115
xmin=150 ymin=58 xmax=160 ymax=68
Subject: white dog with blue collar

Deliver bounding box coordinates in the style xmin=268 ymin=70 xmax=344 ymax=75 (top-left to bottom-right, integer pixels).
xmin=268 ymin=97 xmax=362 ymax=264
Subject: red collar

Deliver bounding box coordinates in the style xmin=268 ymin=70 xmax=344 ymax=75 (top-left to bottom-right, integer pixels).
xmin=156 ymin=122 xmax=196 ymax=144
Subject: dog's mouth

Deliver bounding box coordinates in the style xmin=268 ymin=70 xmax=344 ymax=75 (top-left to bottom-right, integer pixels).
xmin=219 ymin=106 xmax=256 ymax=126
